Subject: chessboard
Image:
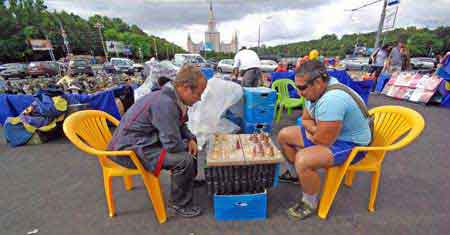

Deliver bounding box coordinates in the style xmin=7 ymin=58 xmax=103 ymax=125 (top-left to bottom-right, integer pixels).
xmin=207 ymin=134 xmax=246 ymax=167
xmin=206 ymin=133 xmax=284 ymax=167
xmin=239 ymin=133 xmax=284 ymax=165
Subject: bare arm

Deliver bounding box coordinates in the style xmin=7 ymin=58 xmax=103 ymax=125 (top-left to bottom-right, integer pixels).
xmin=311 ymin=121 xmax=342 ymax=146
xmin=301 ymin=108 xmax=317 ymax=135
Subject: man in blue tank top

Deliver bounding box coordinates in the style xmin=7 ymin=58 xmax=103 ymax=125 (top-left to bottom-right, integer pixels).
xmin=277 ymin=60 xmax=371 ymax=220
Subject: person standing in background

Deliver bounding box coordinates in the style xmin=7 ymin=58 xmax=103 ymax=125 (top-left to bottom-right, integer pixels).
xmin=387 ymin=40 xmax=405 ymax=73
xmin=400 ymin=46 xmax=411 ymax=71
xmin=233 ymin=47 xmax=262 ymax=87
xmin=369 ymin=44 xmax=390 ymax=91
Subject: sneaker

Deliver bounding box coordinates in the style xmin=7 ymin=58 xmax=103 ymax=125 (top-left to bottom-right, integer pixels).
xmin=168 ymin=204 xmax=202 ymax=218
xmin=287 ymin=201 xmax=315 ymax=220
xmin=278 ymin=170 xmax=299 ymax=184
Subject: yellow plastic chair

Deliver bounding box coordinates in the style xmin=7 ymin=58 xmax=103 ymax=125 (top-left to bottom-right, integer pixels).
xmin=318 ymin=105 xmax=425 ymax=219
xmin=63 ymin=110 xmax=167 ymax=224
xmin=271 ymin=79 xmax=305 ymax=123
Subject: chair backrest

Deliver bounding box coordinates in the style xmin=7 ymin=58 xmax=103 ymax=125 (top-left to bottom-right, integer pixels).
xmin=63 ymin=110 xmax=120 ymax=166
xmin=271 ymin=79 xmax=298 ymax=100
xmin=369 ymin=105 xmax=425 ymax=150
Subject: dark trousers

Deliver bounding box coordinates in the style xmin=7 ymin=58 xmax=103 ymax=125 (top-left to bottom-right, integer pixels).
xmin=162 ymin=151 xmax=196 ymax=207
xmin=241 ymin=68 xmax=261 ymax=87
xmin=111 ymin=148 xmax=197 ymax=207
xmin=370 ymin=66 xmax=384 ymax=91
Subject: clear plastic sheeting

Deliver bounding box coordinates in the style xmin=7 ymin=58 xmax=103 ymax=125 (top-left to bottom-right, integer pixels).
xmin=187 ymin=77 xmax=243 ymax=149
xmin=134 ymin=60 xmax=178 ymax=101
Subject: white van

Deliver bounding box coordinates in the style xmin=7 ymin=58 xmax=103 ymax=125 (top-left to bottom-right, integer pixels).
xmin=173 ymin=54 xmax=209 ymax=68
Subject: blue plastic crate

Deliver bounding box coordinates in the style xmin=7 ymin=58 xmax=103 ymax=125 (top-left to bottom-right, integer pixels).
xmin=214 ymin=190 xmax=267 ymax=221
xmin=243 ymin=106 xmax=275 ymax=123
xmin=242 ymin=121 xmax=273 ymax=134
xmin=243 ymin=87 xmax=277 ymax=108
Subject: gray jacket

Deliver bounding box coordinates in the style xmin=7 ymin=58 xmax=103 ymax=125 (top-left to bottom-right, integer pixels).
xmin=107 ymin=83 xmax=195 ymax=172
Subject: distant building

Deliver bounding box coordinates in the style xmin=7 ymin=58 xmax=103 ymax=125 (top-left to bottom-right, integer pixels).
xmin=187 ymin=1 xmax=238 ymax=54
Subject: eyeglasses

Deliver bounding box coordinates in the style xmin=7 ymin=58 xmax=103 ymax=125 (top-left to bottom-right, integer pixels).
xmin=296 ymin=76 xmax=320 ymax=91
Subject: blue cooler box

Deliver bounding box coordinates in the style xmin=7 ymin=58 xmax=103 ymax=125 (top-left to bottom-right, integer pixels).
xmin=214 ymin=190 xmax=267 ymax=221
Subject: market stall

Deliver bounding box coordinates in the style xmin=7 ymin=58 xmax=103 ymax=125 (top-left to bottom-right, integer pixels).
xmin=381 ymin=71 xmax=449 ymax=105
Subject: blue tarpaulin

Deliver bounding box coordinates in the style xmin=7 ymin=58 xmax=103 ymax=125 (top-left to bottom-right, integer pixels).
xmin=0 ymin=87 xmax=123 ymax=126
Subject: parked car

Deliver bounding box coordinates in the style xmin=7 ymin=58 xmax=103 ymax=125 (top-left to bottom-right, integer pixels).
xmin=410 ymin=57 xmax=435 ymax=70
xmin=0 ymin=63 xmax=28 ymax=80
xmin=132 ymin=62 xmax=144 ymax=72
xmin=27 ymin=61 xmax=60 ymax=78
xmin=217 ymin=59 xmax=234 ymax=73
xmin=260 ymin=60 xmax=278 ymax=72
xmin=103 ymin=58 xmax=135 ymax=75
xmin=207 ymin=59 xmax=218 ymax=71
xmin=68 ymin=59 xmax=94 ymax=76
xmin=173 ymin=54 xmax=211 ymax=68
xmin=341 ymin=57 xmax=370 ymax=71
xmin=0 ymin=64 xmax=7 ymax=72
xmin=159 ymin=60 xmax=180 ymax=71
xmin=259 ymin=55 xmax=280 ymax=63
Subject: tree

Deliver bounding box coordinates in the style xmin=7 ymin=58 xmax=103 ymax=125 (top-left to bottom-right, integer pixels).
xmin=0 ymin=0 xmax=185 ymax=62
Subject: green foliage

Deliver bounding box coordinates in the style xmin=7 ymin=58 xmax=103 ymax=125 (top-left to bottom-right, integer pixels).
xmin=0 ymin=0 xmax=185 ymax=63
xmin=262 ymin=27 xmax=450 ymax=58
xmin=203 ymin=51 xmax=235 ymax=61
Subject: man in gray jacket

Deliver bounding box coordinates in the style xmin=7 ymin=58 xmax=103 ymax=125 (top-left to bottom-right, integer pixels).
xmin=108 ymin=64 xmax=207 ymax=218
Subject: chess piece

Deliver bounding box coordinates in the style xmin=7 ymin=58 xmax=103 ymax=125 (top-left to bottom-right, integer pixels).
xmin=265 ymin=145 xmax=274 ymax=157
xmin=257 ymin=143 xmax=264 ymax=156
xmin=252 ymin=145 xmax=257 ymax=158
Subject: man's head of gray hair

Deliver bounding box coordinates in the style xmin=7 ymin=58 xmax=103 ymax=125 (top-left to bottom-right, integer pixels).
xmin=296 ymin=60 xmax=330 ymax=82
xmin=173 ymin=64 xmax=205 ymax=89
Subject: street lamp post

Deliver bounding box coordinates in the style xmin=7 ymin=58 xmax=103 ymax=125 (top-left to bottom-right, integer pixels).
xmin=374 ymin=0 xmax=388 ymax=49
xmin=258 ymin=16 xmax=273 ymax=50
xmin=95 ymin=22 xmax=109 ymax=62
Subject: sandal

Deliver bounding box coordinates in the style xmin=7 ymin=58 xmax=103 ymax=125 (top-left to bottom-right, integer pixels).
xmin=287 ymin=201 xmax=315 ymax=220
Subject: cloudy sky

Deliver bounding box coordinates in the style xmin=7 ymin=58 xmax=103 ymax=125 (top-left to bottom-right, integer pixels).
xmin=45 ymin=0 xmax=450 ymax=49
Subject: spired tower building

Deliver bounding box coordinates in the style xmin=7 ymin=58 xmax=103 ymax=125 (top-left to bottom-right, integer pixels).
xmin=187 ymin=1 xmax=238 ymax=54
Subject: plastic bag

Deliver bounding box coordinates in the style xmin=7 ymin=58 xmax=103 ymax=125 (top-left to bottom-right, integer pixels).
xmin=134 ymin=60 xmax=177 ymax=101
xmin=187 ymin=77 xmax=243 ymax=149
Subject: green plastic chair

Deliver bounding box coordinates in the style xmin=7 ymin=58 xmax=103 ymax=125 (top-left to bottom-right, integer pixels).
xmin=271 ymin=79 xmax=305 ymax=123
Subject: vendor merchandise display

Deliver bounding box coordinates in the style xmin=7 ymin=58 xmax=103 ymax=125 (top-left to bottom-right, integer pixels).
xmin=382 ymin=72 xmax=443 ymax=103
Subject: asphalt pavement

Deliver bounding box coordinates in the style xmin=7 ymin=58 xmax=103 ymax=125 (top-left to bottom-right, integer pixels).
xmin=0 ymin=95 xmax=449 ymax=235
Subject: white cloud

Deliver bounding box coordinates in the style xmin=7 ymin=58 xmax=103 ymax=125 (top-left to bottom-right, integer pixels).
xmin=45 ymin=0 xmax=450 ymax=49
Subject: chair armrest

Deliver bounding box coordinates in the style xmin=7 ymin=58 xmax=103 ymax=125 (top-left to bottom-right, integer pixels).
xmin=352 ymin=140 xmax=413 ymax=152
